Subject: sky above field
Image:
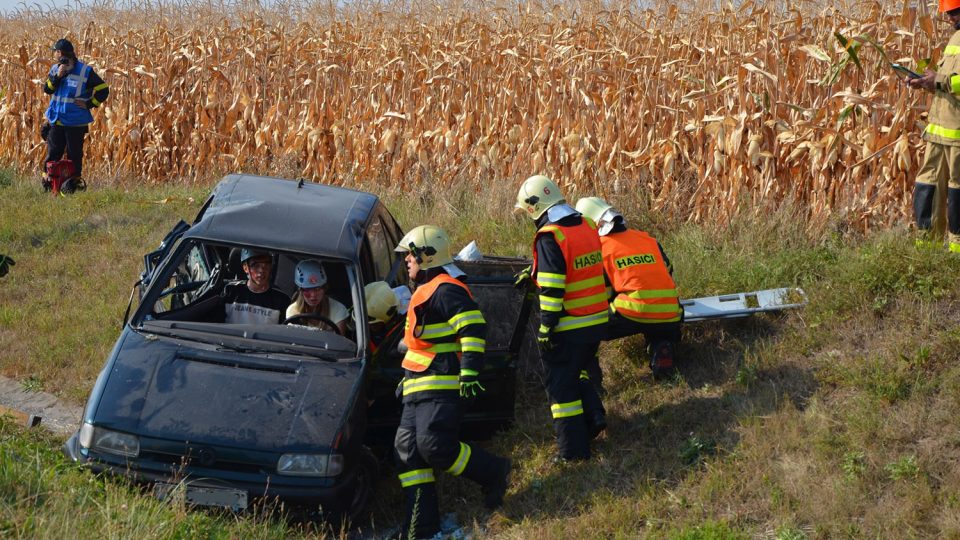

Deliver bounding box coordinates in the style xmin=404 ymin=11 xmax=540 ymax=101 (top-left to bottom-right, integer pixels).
xmin=0 ymin=0 xmax=84 ymax=15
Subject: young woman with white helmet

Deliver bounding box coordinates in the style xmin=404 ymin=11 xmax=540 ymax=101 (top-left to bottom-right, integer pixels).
xmin=286 ymin=259 xmax=349 ymax=334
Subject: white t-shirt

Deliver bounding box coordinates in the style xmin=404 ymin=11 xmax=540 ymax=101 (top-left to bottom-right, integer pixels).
xmin=285 ymin=297 xmax=350 ymax=329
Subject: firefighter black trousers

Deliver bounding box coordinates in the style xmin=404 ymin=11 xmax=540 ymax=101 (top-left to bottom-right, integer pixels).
xmin=45 ymin=124 xmax=88 ymax=177
xmin=604 ymin=311 xmax=682 ymax=344
xmin=542 ymin=339 xmax=604 ymax=460
xmin=394 ymin=397 xmax=507 ymax=538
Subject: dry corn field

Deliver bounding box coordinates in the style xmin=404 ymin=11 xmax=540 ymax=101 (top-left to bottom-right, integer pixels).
xmin=0 ymin=0 xmax=946 ymax=229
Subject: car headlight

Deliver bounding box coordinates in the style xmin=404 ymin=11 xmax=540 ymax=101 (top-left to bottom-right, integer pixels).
xmin=79 ymin=423 xmax=140 ymax=458
xmin=277 ymin=453 xmax=343 ymax=477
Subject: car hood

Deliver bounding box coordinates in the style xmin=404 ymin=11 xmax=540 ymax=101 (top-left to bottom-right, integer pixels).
xmin=92 ymin=330 xmax=363 ymax=451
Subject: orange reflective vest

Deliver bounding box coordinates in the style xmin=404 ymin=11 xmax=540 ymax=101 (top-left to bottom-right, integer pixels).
xmin=600 ymin=229 xmax=681 ymax=324
xmin=402 ymin=274 xmax=472 ymax=372
xmin=532 ymin=219 xmax=609 ymax=332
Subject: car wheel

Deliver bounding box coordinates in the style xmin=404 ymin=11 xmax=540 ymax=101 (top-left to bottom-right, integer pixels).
xmin=344 ymin=446 xmax=379 ymax=524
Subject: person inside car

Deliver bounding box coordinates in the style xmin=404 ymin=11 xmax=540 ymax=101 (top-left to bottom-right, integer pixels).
xmin=285 ymin=259 xmax=349 ymax=333
xmin=221 ymin=249 xmax=290 ymax=324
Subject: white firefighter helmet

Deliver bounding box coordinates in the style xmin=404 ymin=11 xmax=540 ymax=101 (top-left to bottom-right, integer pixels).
xmin=515 ymin=175 xmax=565 ymax=220
xmin=575 ymin=196 xmax=624 ymax=236
xmin=364 ymin=281 xmax=399 ymax=324
xmin=394 ymin=225 xmax=453 ymax=270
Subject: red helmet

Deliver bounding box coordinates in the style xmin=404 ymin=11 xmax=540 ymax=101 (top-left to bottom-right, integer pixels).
xmin=940 ymin=0 xmax=960 ymax=13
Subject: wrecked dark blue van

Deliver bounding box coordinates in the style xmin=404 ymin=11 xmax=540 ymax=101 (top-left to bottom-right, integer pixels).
xmin=63 ymin=174 xmax=532 ymax=519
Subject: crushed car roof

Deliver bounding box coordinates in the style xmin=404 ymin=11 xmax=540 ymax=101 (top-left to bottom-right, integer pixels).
xmin=184 ymin=174 xmax=380 ymax=259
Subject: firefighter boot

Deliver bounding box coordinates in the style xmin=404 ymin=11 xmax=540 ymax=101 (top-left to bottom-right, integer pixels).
xmin=914 ymin=183 xmax=936 ymax=231
xmin=554 ymin=415 xmax=591 ymax=461
xmin=458 ymin=446 xmax=511 ymax=509
xmin=948 ymin=188 xmax=960 ymax=254
xmin=579 ymin=370 xmax=607 ymax=440
xmin=914 ymin=183 xmax=940 ymax=249
xmin=649 ymin=340 xmax=674 ymax=379
xmin=400 ymin=482 xmax=441 ymax=540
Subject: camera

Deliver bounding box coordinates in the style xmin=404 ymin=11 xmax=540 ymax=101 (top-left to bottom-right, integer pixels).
xmin=59 ymin=57 xmax=70 ymax=65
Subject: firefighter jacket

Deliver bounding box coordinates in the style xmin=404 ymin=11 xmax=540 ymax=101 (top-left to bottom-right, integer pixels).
xmin=43 ymin=60 xmax=109 ymax=126
xmin=600 ymin=228 xmax=682 ymax=324
xmin=401 ymin=271 xmax=486 ymax=402
xmin=532 ymin=214 xmax=609 ymax=336
xmin=926 ymin=28 xmax=960 ymax=146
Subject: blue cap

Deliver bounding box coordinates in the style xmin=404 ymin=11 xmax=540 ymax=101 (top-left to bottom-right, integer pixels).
xmin=52 ymin=39 xmax=74 ymax=54
xmin=240 ymin=248 xmax=269 ymax=263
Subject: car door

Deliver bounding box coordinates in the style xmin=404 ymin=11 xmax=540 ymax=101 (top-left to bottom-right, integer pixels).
xmin=363 ymin=204 xmax=533 ymax=446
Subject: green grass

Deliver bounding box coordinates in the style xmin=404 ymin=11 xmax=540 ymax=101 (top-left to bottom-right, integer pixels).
xmin=3 ymin=174 xmax=960 ymax=537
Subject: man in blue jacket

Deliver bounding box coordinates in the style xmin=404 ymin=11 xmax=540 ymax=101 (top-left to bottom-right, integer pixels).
xmin=42 ymin=38 xmax=109 ymax=192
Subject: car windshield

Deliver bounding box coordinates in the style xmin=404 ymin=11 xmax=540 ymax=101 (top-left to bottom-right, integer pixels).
xmin=135 ymin=239 xmax=360 ymax=359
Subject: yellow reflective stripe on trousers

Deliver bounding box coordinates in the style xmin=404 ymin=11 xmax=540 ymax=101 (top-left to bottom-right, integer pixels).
xmin=925 ymin=123 xmax=960 ymax=140
xmin=402 ymin=375 xmax=460 ymax=395
xmin=566 ymin=275 xmax=604 ymax=293
xmin=445 ymin=442 xmax=472 ymax=476
xmin=539 ymin=295 xmax=563 ymax=312
xmin=398 ymin=468 xmax=436 ymax=487
xmin=565 ymin=291 xmax=608 ymax=309
xmin=449 ymin=310 xmax=484 ymax=331
xmin=460 ymin=336 xmax=485 ymax=353
xmin=555 ymin=310 xmax=609 ymax=332
xmin=946 ymin=45 xmax=960 ymax=56
xmin=536 ymin=272 xmax=566 ymax=288
xmin=551 ymin=400 xmax=584 ymax=418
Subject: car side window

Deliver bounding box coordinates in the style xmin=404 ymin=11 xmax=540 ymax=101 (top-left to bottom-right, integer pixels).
xmin=152 ymin=244 xmax=213 ymax=314
xmin=366 ymin=217 xmax=393 ymax=281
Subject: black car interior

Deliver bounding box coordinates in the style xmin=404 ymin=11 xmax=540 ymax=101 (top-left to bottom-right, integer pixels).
xmin=146 ymin=241 xmax=355 ymax=341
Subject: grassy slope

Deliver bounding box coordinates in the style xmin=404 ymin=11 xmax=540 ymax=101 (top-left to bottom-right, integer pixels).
xmin=2 ymin=171 xmax=960 ymax=538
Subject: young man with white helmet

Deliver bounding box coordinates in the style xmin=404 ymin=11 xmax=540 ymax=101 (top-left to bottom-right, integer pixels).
xmin=515 ymin=175 xmax=609 ymax=462
xmin=392 ymin=225 xmax=511 ymax=539
xmin=575 ymin=197 xmax=682 ymax=378
xmin=221 ymin=249 xmax=290 ymax=324
xmin=286 ymin=259 xmax=349 ymax=334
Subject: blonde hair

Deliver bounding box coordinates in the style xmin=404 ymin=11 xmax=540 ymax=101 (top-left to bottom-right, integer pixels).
xmin=290 ymin=289 xmax=331 ymax=318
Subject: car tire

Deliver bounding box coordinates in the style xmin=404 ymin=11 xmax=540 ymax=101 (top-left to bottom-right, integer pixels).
xmin=343 ymin=446 xmax=379 ymax=525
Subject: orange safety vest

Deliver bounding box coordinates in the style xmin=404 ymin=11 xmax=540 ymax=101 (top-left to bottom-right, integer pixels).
xmin=402 ymin=274 xmax=472 ymax=372
xmin=532 ymin=219 xmax=609 ymax=332
xmin=600 ymin=229 xmax=681 ymax=323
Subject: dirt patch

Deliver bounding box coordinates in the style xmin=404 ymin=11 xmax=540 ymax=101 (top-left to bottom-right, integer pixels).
xmin=0 ymin=375 xmax=81 ymax=437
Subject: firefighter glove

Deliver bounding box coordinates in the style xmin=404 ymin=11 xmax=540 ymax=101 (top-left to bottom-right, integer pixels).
xmin=513 ymin=265 xmax=532 ymax=289
xmin=537 ymin=325 xmax=553 ymax=351
xmin=459 ymin=369 xmax=485 ymax=398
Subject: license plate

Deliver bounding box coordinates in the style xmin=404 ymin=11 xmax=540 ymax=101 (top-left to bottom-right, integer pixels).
xmin=153 ymin=482 xmax=248 ymax=511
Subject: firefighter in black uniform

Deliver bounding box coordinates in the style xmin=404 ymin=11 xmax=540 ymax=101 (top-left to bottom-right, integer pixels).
xmin=393 ymin=225 xmax=512 ymax=539
xmin=515 ymin=175 xmax=609 ymax=461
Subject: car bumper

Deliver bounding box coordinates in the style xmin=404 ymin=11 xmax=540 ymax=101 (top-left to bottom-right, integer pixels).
xmin=62 ymin=432 xmax=360 ymax=511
